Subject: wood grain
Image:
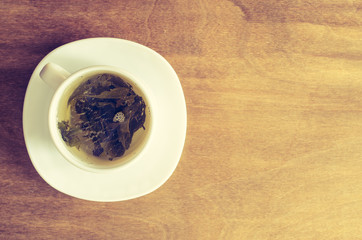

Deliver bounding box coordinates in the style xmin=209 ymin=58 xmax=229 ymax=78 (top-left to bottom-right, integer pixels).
xmin=1 ymin=0 xmax=362 ymax=239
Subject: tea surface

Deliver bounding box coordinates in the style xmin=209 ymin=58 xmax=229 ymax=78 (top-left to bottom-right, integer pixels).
xmin=58 ymin=73 xmax=146 ymax=160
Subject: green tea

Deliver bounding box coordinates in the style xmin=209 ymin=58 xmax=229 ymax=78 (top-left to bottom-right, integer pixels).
xmin=58 ymin=73 xmax=146 ymax=161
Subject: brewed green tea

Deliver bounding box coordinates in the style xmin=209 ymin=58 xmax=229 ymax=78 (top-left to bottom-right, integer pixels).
xmin=58 ymin=73 xmax=146 ymax=161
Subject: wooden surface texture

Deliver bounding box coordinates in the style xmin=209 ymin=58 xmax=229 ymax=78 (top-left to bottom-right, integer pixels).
xmin=1 ymin=0 xmax=362 ymax=239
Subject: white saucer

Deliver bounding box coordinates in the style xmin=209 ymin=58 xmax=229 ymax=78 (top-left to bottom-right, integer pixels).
xmin=23 ymin=38 xmax=187 ymax=202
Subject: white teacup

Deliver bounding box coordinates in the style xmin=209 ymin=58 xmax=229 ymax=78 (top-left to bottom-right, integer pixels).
xmin=40 ymin=63 xmax=154 ymax=173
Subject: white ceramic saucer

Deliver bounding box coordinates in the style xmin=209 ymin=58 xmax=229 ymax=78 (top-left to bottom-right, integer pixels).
xmin=23 ymin=38 xmax=187 ymax=202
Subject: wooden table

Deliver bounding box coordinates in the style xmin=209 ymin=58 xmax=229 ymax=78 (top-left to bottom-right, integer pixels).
xmin=2 ymin=0 xmax=362 ymax=239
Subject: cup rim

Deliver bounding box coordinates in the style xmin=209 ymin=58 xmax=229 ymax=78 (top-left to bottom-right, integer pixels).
xmin=48 ymin=65 xmax=155 ymax=173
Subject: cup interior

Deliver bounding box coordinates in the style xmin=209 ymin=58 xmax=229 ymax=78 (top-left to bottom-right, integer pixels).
xmin=48 ymin=66 xmax=153 ymax=173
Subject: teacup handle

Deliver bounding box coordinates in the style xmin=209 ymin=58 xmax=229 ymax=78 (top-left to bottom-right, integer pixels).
xmin=39 ymin=63 xmax=71 ymax=89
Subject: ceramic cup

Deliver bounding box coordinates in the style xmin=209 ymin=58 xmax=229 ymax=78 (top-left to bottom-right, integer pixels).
xmin=39 ymin=63 xmax=154 ymax=173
